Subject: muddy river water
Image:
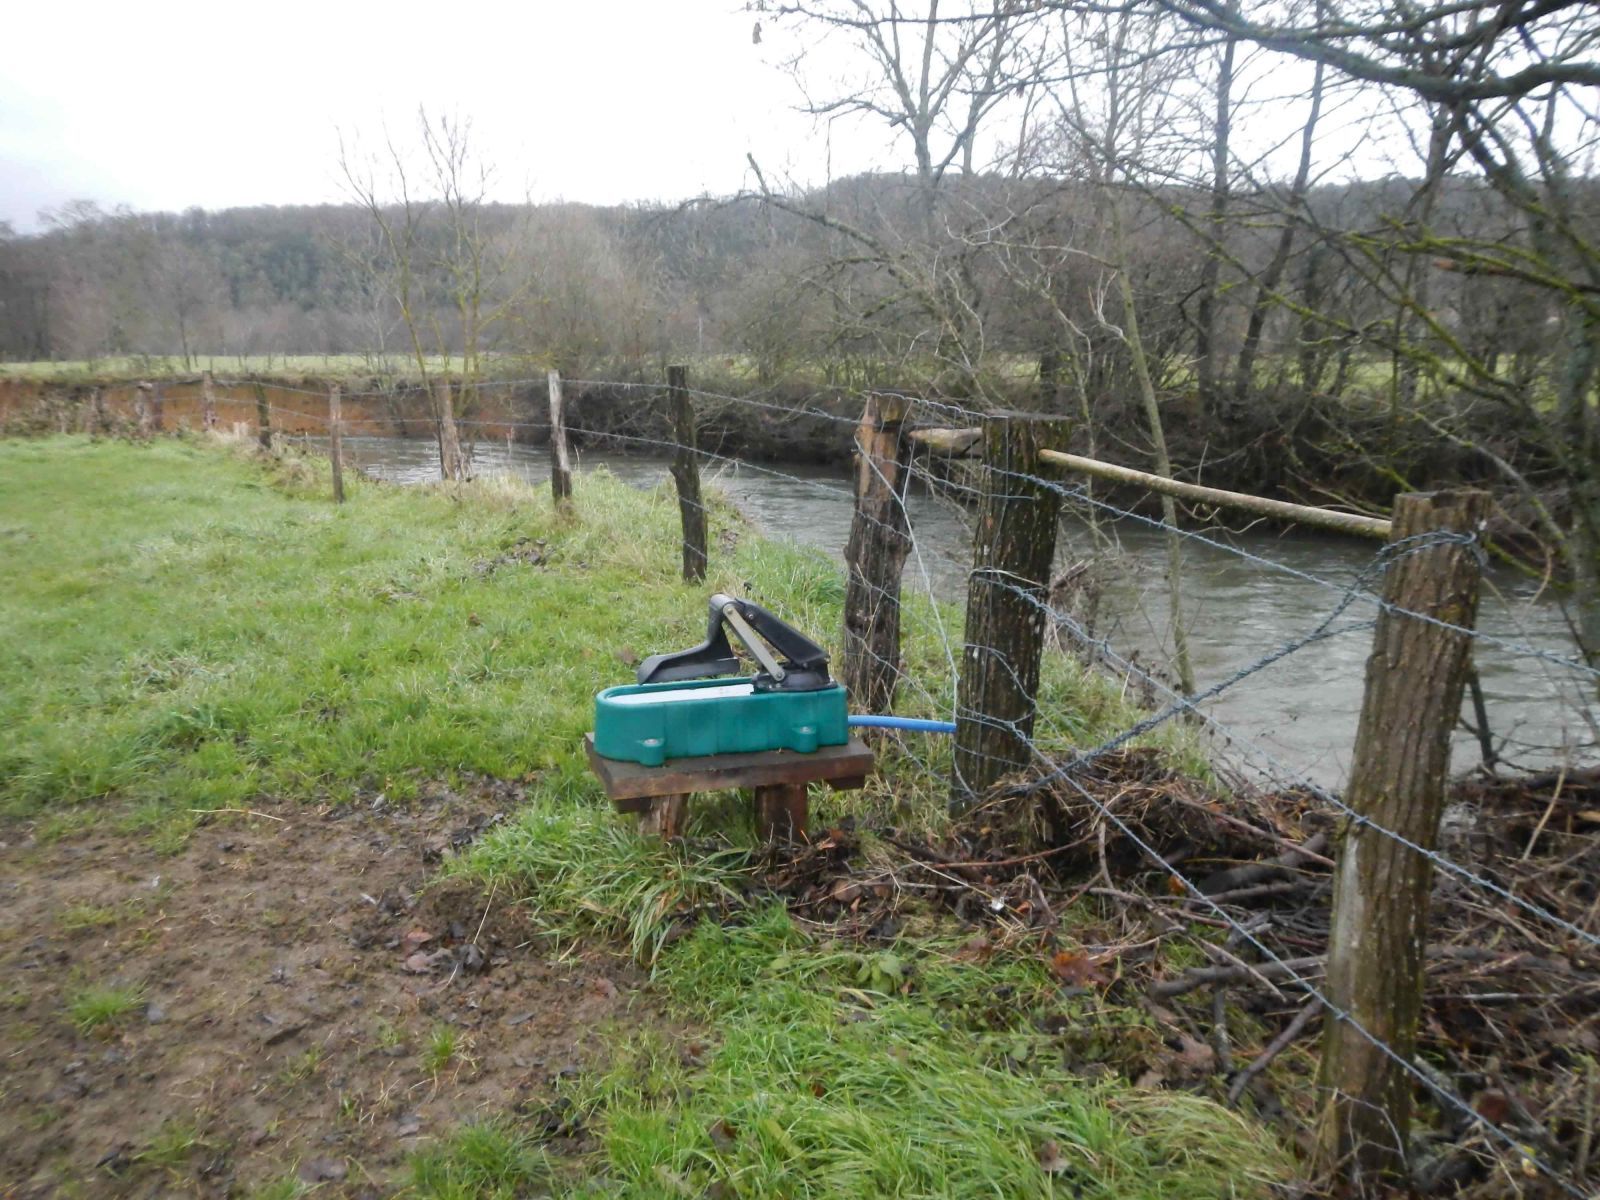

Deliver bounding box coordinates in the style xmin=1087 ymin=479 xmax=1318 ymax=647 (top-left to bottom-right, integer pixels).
xmin=328 ymin=434 xmax=1599 ymax=788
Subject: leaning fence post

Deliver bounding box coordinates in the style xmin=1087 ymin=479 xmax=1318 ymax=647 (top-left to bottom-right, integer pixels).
xmin=952 ymin=413 xmax=1071 ymax=807
xmin=842 ymin=393 xmax=913 ymax=714
xmin=253 ymin=381 xmax=272 ymax=450
xmin=1316 ymin=489 xmax=1489 ymax=1183
xmin=667 ymin=364 xmax=707 ymax=582
xmin=201 ymin=370 xmax=218 ymax=432
xmin=328 ymin=384 xmax=345 ymax=504
xmin=548 ymin=369 xmax=573 ymax=511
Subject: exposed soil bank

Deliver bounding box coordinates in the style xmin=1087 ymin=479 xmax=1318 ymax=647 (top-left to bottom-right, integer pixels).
xmin=0 ymin=783 xmax=659 ymax=1199
xmin=0 ymin=372 xmax=1552 ymax=552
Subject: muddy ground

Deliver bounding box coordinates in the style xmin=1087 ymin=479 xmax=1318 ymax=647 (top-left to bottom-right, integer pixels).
xmin=0 ymin=788 xmax=657 ymax=1198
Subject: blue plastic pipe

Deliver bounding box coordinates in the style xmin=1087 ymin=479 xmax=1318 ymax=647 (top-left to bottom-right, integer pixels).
xmin=848 ymin=714 xmax=958 ymax=734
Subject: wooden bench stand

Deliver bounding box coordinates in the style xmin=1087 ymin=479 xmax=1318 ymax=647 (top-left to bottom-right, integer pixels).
xmin=583 ymin=734 xmax=875 ymax=842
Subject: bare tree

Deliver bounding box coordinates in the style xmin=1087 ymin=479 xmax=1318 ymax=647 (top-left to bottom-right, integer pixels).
xmin=339 ymin=111 xmax=518 ymax=481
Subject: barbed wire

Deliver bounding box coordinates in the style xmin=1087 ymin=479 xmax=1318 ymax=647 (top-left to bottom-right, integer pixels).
xmin=25 ymin=365 xmax=1599 ymax=1192
xmin=982 ymin=465 xmax=1600 ymax=684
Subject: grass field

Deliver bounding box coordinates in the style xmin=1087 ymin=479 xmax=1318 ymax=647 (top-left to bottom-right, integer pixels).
xmin=0 ymin=435 xmax=1287 ymax=1197
xmin=0 ymin=351 xmax=1046 ymax=390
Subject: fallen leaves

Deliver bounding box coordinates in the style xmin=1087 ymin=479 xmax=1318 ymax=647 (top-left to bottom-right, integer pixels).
xmin=1049 ymin=949 xmax=1114 ymax=988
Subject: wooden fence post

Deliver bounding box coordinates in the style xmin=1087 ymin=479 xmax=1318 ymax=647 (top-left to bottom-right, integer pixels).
xmin=548 ymin=370 xmax=572 ymax=510
xmin=667 ymin=364 xmax=706 ymax=582
xmin=253 ymin=381 xmax=272 ymax=450
xmin=952 ymin=413 xmax=1071 ymax=806
xmin=1316 ymin=489 xmax=1490 ymax=1183
xmin=201 ymin=370 xmax=218 ymax=432
xmin=434 ymin=379 xmax=467 ymax=482
xmin=134 ymin=383 xmax=153 ymax=439
xmin=150 ymin=383 xmax=165 ymax=432
xmin=328 ymin=385 xmax=345 ymax=504
xmin=90 ymin=386 xmax=108 ymax=438
xmin=842 ymin=393 xmax=913 ymax=714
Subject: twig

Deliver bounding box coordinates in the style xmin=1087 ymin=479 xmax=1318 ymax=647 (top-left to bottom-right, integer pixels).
xmin=1227 ymin=998 xmax=1321 ymax=1105
xmin=1198 ymin=832 xmax=1332 ymax=895
xmin=1151 ymin=955 xmax=1325 ymax=998
xmin=1203 ymin=878 xmax=1324 ymax=905
xmin=1202 ymin=940 xmax=1288 ymax=1001
xmin=1577 ymin=1056 xmax=1596 ymax=1178
xmin=1520 ymin=766 xmax=1567 ymax=862
xmin=189 ymin=807 xmax=285 ymax=822
xmin=473 ymin=879 xmax=498 ymax=947
xmin=1212 ymin=987 xmax=1234 ymax=1075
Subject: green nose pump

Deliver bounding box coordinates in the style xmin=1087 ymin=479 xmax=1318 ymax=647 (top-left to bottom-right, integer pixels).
xmin=636 ymin=593 xmax=834 ymax=693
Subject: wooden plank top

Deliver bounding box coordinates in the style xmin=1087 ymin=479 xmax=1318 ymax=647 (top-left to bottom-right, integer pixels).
xmin=584 ymin=733 xmax=875 ymax=810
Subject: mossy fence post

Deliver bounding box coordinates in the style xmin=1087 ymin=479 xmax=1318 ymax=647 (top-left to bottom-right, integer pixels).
xmin=952 ymin=413 xmax=1071 ymax=807
xmin=548 ymin=370 xmax=572 ymax=511
xmin=842 ymin=392 xmax=913 ymax=715
xmin=667 ymin=364 xmax=707 ymax=583
xmin=328 ymin=384 xmax=345 ymax=504
xmin=1315 ymin=489 xmax=1489 ymax=1185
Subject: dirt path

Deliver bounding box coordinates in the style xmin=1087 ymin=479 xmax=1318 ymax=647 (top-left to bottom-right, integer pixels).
xmin=0 ymin=789 xmax=653 ymax=1198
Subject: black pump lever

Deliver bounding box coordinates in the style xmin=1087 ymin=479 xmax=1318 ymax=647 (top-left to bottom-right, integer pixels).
xmin=636 ymin=593 xmax=833 ymax=692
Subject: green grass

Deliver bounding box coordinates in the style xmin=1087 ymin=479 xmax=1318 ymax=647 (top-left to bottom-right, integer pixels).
xmin=58 ymin=902 xmax=120 ymax=932
xmin=137 ymin=1119 xmax=208 ymax=1170
xmin=0 ymin=435 xmax=1187 ymax=844
xmin=0 ymin=353 xmax=469 ymax=383
xmin=407 ymin=912 xmax=1290 ymax=1199
xmin=3 ymin=436 xmax=1282 ymax=1199
xmin=66 ymin=983 xmax=144 ymax=1033
xmin=528 ymin=907 xmax=1290 ymax=1199
xmin=423 ymin=1024 xmax=462 ymax=1077
xmin=410 ymin=1121 xmax=549 ymax=1199
xmin=0 ymin=436 xmax=843 ymax=835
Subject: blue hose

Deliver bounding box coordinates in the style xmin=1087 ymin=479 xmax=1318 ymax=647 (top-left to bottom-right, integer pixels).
xmin=848 ymin=714 xmax=957 ymax=734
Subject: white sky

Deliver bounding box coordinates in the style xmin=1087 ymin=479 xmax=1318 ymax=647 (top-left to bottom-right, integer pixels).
xmin=0 ymin=0 xmax=889 ymax=231
xmin=0 ymin=0 xmax=1425 ymax=235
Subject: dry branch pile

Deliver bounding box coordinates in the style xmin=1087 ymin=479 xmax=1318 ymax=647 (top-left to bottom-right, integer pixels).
xmin=755 ymin=753 xmax=1600 ymax=1197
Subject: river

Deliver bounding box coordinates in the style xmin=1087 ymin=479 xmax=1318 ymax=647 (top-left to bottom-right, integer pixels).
xmin=325 ymin=434 xmax=1599 ymax=788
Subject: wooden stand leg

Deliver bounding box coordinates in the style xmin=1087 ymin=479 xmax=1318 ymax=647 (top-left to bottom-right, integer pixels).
xmin=753 ymin=783 xmax=809 ymax=843
xmin=637 ymin=794 xmax=688 ymax=839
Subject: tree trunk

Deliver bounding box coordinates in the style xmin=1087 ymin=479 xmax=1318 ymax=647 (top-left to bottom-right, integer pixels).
xmin=1317 ymin=489 xmax=1490 ymax=1184
xmin=1111 ymin=195 xmax=1197 ymax=696
xmin=1233 ymin=56 xmax=1325 ymax=408
xmin=1193 ymin=30 xmax=1237 ymax=419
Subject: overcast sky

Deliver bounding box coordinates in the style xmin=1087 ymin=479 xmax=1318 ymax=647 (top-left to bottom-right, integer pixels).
xmin=0 ymin=0 xmax=890 ymax=232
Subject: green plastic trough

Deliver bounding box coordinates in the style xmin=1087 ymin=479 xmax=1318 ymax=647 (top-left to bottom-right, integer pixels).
xmin=592 ymin=677 xmax=850 ymax=767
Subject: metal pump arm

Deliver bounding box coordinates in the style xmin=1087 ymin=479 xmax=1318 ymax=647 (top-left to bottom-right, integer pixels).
xmin=636 ymin=593 xmax=833 ymax=692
